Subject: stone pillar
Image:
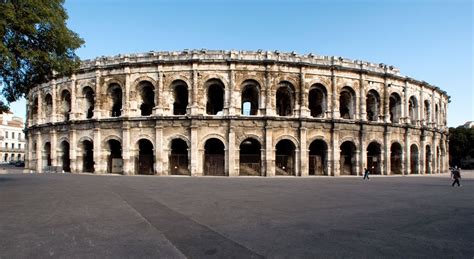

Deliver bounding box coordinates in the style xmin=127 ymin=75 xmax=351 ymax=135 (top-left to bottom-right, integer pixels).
xmin=354 ymin=150 xmax=361 ymax=176
xmin=265 ymin=125 xmax=274 ymax=176
xmin=228 ymin=126 xmax=236 ymax=176
xmin=26 ymin=132 xmax=32 ymax=171
xmin=403 ymin=81 xmax=409 ymax=124
xmin=190 ymin=123 xmax=200 ymax=176
xmin=70 ymin=74 xmax=77 ymax=120
xmin=420 ymin=134 xmax=426 ymax=174
xmin=190 ymin=67 xmax=200 ymax=115
xmin=359 ymin=126 xmax=366 ymax=175
xmin=93 ymin=128 xmax=103 ymax=174
xmin=94 ymin=70 xmax=102 ymax=119
xmin=155 ymin=125 xmax=163 ymax=175
xmin=122 ymin=123 xmax=131 ymax=175
xmin=331 ymin=66 xmax=339 ymax=119
xmin=70 ymin=129 xmax=77 ymax=173
xmin=331 ymin=124 xmax=340 ymax=176
xmin=154 ymin=69 xmax=164 ymax=115
xmin=359 ymin=72 xmax=366 ymax=121
xmin=124 ymin=67 xmax=131 ymax=117
xmin=383 ymin=128 xmax=390 ymax=175
xmin=299 ymin=68 xmax=309 ymax=117
xmin=299 ymin=124 xmax=308 ymax=176
xmin=51 ymin=129 xmax=57 ymax=168
xmin=51 ymin=79 xmax=57 ymax=123
xmin=37 ymin=91 xmax=43 ymax=125
xmin=36 ymin=132 xmax=42 ymax=173
xmin=383 ymin=77 xmax=390 ymax=123
xmin=227 ymin=65 xmax=235 ymax=115
xmin=264 ymin=67 xmax=273 ymax=116
xmin=404 ymin=128 xmax=410 ymax=175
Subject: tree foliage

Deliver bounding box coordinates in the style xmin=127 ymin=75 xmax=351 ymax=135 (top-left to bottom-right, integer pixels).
xmin=0 ymin=0 xmax=84 ymax=111
xmin=449 ymin=127 xmax=474 ymax=169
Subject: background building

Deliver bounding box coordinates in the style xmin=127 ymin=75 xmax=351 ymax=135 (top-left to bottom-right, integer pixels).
xmin=0 ymin=112 xmax=26 ymax=163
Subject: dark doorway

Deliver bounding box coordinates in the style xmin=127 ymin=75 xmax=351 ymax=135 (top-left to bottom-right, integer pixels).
xmin=367 ymin=142 xmax=382 ymax=174
xmin=366 ymin=90 xmax=380 ymax=121
xmin=241 ymin=81 xmax=259 ymax=116
xmin=82 ymin=140 xmax=94 ymax=173
xmin=276 ymin=83 xmax=294 ymax=116
xmin=425 ymin=145 xmax=431 ymax=174
xmin=206 ymin=81 xmax=224 ymax=115
xmin=136 ymin=139 xmax=154 ymax=175
xmin=83 ymin=87 xmax=95 ymax=119
xmin=61 ymin=90 xmax=71 ymax=121
xmin=410 ymin=144 xmax=419 ymax=174
xmin=389 ymin=93 xmax=402 ymax=123
xmin=340 ymin=141 xmax=356 ymax=175
xmin=391 ymin=142 xmax=403 ymax=174
xmin=309 ymin=140 xmax=328 ymax=175
xmin=60 ymin=141 xmax=71 ymax=172
xmin=107 ymin=139 xmax=122 ymax=174
xmin=339 ymin=87 xmax=355 ymax=119
xmin=308 ymin=84 xmax=327 ymax=118
xmin=139 ymin=81 xmax=155 ymax=116
xmin=43 ymin=142 xmax=52 ymax=168
xmin=275 ymin=139 xmax=296 ymax=176
xmin=173 ymin=83 xmax=188 ymax=115
xmin=239 ymin=138 xmax=261 ymax=176
xmin=204 ymin=138 xmax=225 ymax=176
xmin=170 ymin=139 xmax=189 ymax=175
xmin=109 ymin=84 xmax=122 ymax=117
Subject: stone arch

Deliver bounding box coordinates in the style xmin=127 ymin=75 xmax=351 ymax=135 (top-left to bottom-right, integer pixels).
xmin=107 ymin=83 xmax=123 ymax=117
xmin=367 ymin=141 xmax=382 ymax=174
xmin=236 ymin=134 xmax=263 ymax=147
xmin=135 ymin=138 xmax=155 ymax=175
xmin=275 ymin=139 xmax=296 ymax=176
xmin=79 ymin=138 xmax=94 ymax=173
xmin=171 ymin=80 xmax=189 ymax=115
xmin=204 ymin=78 xmax=225 ymax=115
xmin=410 ymin=144 xmax=419 ymax=174
xmin=200 ymin=133 xmax=227 ymax=150
xmin=235 ymin=76 xmax=264 ymax=91
xmin=169 ymin=137 xmax=190 ymax=175
xmin=425 ymin=144 xmax=432 ymax=174
xmin=203 ymin=138 xmax=226 ymax=176
xmin=43 ymin=142 xmax=52 ymax=168
xmin=340 ymin=140 xmax=357 ymax=175
xmin=43 ymin=93 xmax=53 ymax=120
xmin=82 ymin=86 xmax=95 ymax=119
xmin=59 ymin=140 xmax=71 ymax=172
xmin=435 ymin=103 xmax=439 ymax=125
xmin=274 ymin=134 xmax=300 ymax=149
xmin=408 ymin=96 xmax=418 ymax=124
xmin=239 ymin=137 xmax=262 ymax=176
xmin=276 ymin=81 xmax=295 ymax=116
xmin=390 ymin=142 xmax=403 ymax=174
xmin=366 ymin=89 xmax=381 ymax=121
xmin=136 ymin=80 xmax=156 ymax=116
xmin=339 ymin=86 xmax=356 ymax=119
xmin=309 ymin=139 xmax=328 ymax=175
xmin=102 ymin=135 xmax=122 ymax=150
xmin=241 ymin=79 xmax=260 ymax=116
xmin=104 ymin=136 xmax=123 ymax=174
xmin=30 ymin=96 xmax=39 ymax=120
xmin=167 ymin=134 xmax=191 ymax=150
xmin=60 ymin=89 xmax=72 ymax=121
xmin=308 ymin=83 xmax=328 ymax=118
xmin=424 ymin=99 xmax=431 ymax=124
xmin=389 ymin=92 xmax=402 ymax=123
xmin=133 ymin=134 xmax=155 ymax=149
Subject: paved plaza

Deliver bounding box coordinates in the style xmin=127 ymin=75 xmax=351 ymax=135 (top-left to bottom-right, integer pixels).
xmin=0 ymin=169 xmax=473 ymax=258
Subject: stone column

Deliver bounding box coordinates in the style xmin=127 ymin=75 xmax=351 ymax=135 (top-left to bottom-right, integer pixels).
xmin=122 ymin=122 xmax=131 ymax=175
xmin=383 ymin=77 xmax=390 ymax=123
xmin=93 ymin=128 xmax=103 ymax=174
xmin=154 ymin=68 xmax=164 ymax=115
xmin=299 ymin=124 xmax=308 ymax=176
xmin=70 ymin=74 xmax=77 ymax=120
xmin=404 ymin=128 xmax=410 ymax=175
xmin=265 ymin=125 xmax=274 ymax=176
xmin=383 ymin=128 xmax=390 ymax=175
xmin=190 ymin=66 xmax=200 ymax=115
xmin=94 ymin=70 xmax=102 ymax=119
xmin=51 ymin=79 xmax=57 ymax=123
xmin=331 ymin=66 xmax=339 ymax=119
xmin=36 ymin=132 xmax=42 ymax=173
xmin=70 ymin=129 xmax=77 ymax=173
xmin=227 ymin=65 xmax=236 ymax=115
xmin=420 ymin=134 xmax=426 ymax=174
xmin=37 ymin=91 xmax=43 ymax=125
xmin=299 ymin=68 xmax=309 ymax=117
xmin=359 ymin=126 xmax=366 ymax=175
xmin=155 ymin=125 xmax=163 ymax=175
xmin=403 ymin=81 xmax=409 ymax=124
xmin=228 ymin=126 xmax=236 ymax=176
xmin=124 ymin=67 xmax=131 ymax=117
xmin=26 ymin=132 xmax=32 ymax=171
xmin=190 ymin=123 xmax=200 ymax=176
xmin=51 ymin=129 xmax=57 ymax=168
xmin=331 ymin=124 xmax=340 ymax=176
xmin=359 ymin=72 xmax=366 ymax=121
xmin=265 ymin=68 xmax=273 ymax=116
xmin=354 ymin=150 xmax=361 ymax=176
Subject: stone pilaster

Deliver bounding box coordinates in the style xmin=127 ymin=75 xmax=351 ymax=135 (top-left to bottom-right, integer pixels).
xmin=124 ymin=67 xmax=131 ymax=117
xmin=265 ymin=124 xmax=274 ymax=176
xmin=36 ymin=132 xmax=42 ymax=173
xmin=70 ymin=74 xmax=77 ymax=120
xmin=190 ymin=67 xmax=199 ymax=115
xmin=331 ymin=65 xmax=339 ymax=119
xmin=228 ymin=126 xmax=236 ymax=176
xmin=122 ymin=123 xmax=131 ymax=175
xmin=94 ymin=69 xmax=102 ymax=119
xmin=299 ymin=124 xmax=308 ymax=176
xmin=190 ymin=123 xmax=200 ymax=176
xmin=51 ymin=129 xmax=57 ymax=167
xmin=93 ymin=128 xmax=102 ymax=174
xmin=299 ymin=68 xmax=309 ymax=117
xmin=155 ymin=125 xmax=163 ymax=175
xmin=154 ymin=68 xmax=164 ymax=115
xmin=70 ymin=129 xmax=77 ymax=173
xmin=359 ymin=72 xmax=366 ymax=121
xmin=331 ymin=124 xmax=339 ymax=176
xmin=383 ymin=127 xmax=389 ymax=174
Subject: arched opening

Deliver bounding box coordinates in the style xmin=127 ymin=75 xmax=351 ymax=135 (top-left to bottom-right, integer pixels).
xmin=206 ymin=80 xmax=224 ymax=115
xmin=436 ymin=146 xmax=440 ymax=174
xmin=31 ymin=97 xmax=39 ymax=121
xmin=108 ymin=84 xmax=122 ymax=117
xmin=308 ymin=84 xmax=327 ymax=118
xmin=43 ymin=142 xmax=52 ymax=168
xmin=136 ymin=139 xmax=154 ymax=175
xmin=138 ymin=81 xmax=155 ymax=116
xmin=424 ymin=100 xmax=430 ymax=124
xmin=340 ymin=141 xmax=356 ymax=175
xmin=275 ymin=139 xmax=296 ymax=176
xmin=276 ymin=82 xmax=294 ymax=116
xmin=83 ymin=87 xmax=95 ymax=119
xmin=367 ymin=142 xmax=382 ymax=174
xmin=204 ymin=138 xmax=225 ymax=176
xmin=366 ymin=90 xmax=380 ymax=121
xmin=425 ymin=145 xmax=431 ymax=174
xmin=82 ymin=140 xmax=94 ymax=173
xmin=339 ymin=87 xmax=356 ymax=119
xmin=241 ymin=81 xmax=259 ymax=116
xmin=309 ymin=139 xmax=328 ymax=175
xmin=107 ymin=139 xmax=122 ymax=174
xmin=170 ymin=139 xmax=189 ymax=175
xmin=59 ymin=141 xmax=71 ymax=172
xmin=435 ymin=104 xmax=439 ymax=125
xmin=61 ymin=90 xmax=71 ymax=121
xmin=3 ymin=154 xmax=7 ymax=162
xmin=44 ymin=94 xmax=53 ymax=119
xmin=389 ymin=93 xmax=401 ymax=123
xmin=408 ymin=96 xmax=418 ymax=125
xmin=410 ymin=144 xmax=419 ymax=174
xmin=390 ymin=142 xmax=403 ymax=174
xmin=17 ymin=154 xmax=21 ymax=160
xmin=239 ymin=138 xmax=261 ymax=176
xmin=173 ymin=81 xmax=188 ymax=115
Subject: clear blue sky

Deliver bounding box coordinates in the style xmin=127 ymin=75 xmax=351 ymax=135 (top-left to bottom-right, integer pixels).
xmin=9 ymin=0 xmax=473 ymax=127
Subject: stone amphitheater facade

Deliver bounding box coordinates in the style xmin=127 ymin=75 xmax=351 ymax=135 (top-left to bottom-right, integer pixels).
xmin=25 ymin=50 xmax=449 ymax=177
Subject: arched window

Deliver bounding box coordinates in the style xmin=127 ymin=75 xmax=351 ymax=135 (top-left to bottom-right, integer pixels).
xmin=410 ymin=144 xmax=419 ymax=174
xmin=138 ymin=81 xmax=155 ymax=116
xmin=107 ymin=139 xmax=122 ymax=174
xmin=340 ymin=141 xmax=357 ymax=175
xmin=309 ymin=139 xmax=328 ymax=175
xmin=170 ymin=139 xmax=189 ymax=175
xmin=206 ymin=80 xmax=225 ymax=115
xmin=83 ymin=87 xmax=95 ymax=119
xmin=408 ymin=96 xmax=418 ymax=125
xmin=108 ymin=84 xmax=122 ymax=117
xmin=389 ymin=93 xmax=401 ymax=123
xmin=339 ymin=87 xmax=356 ymax=119
xmin=275 ymin=139 xmax=296 ymax=175
xmin=424 ymin=100 xmax=431 ymax=124
xmin=367 ymin=142 xmax=382 ymax=174
xmin=366 ymin=90 xmax=380 ymax=121
xmin=390 ymin=142 xmax=403 ymax=174
xmin=204 ymin=138 xmax=225 ymax=175
xmin=435 ymin=103 xmax=439 ymax=125
xmin=60 ymin=90 xmax=71 ymax=121
xmin=239 ymin=138 xmax=261 ymax=176
xmin=425 ymin=145 xmax=431 ymax=174
xmin=31 ymin=97 xmax=39 ymax=121
xmin=44 ymin=94 xmax=53 ymax=120
xmin=136 ymin=139 xmax=154 ymax=175
xmin=241 ymin=80 xmax=259 ymax=116
xmin=81 ymin=140 xmax=94 ymax=173
xmin=172 ymin=81 xmax=188 ymax=115
xmin=59 ymin=141 xmax=70 ymax=172
xmin=276 ymin=82 xmax=295 ymax=116
xmin=308 ymin=84 xmax=327 ymax=118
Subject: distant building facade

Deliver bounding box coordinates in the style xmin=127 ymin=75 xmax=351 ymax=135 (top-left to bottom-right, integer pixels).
xmin=463 ymin=121 xmax=474 ymax=129
xmin=0 ymin=112 xmax=26 ymax=162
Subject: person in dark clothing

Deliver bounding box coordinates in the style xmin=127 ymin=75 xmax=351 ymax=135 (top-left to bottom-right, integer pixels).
xmin=363 ymin=167 xmax=370 ymax=180
xmin=451 ymin=166 xmax=461 ymax=187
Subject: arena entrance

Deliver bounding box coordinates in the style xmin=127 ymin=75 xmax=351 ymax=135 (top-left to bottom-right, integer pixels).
xmin=136 ymin=139 xmax=154 ymax=175
xmin=173 ymin=82 xmax=188 ymax=115
xmin=425 ymin=145 xmax=431 ymax=174
xmin=309 ymin=139 xmax=327 ymax=175
xmin=43 ymin=142 xmax=52 ymax=169
xmin=170 ymin=139 xmax=189 ymax=175
xmin=340 ymin=141 xmax=356 ymax=175
xmin=410 ymin=144 xmax=419 ymax=174
xmin=82 ymin=140 xmax=94 ymax=173
xmin=390 ymin=143 xmax=403 ymax=174
xmin=275 ymin=139 xmax=295 ymax=176
xmin=107 ymin=139 xmax=122 ymax=174
xmin=204 ymin=138 xmax=225 ymax=176
xmin=367 ymin=142 xmax=382 ymax=174
xmin=206 ymin=81 xmax=224 ymax=115
xmin=138 ymin=81 xmax=155 ymax=116
xmin=59 ymin=141 xmax=71 ymax=172
xmin=239 ymin=138 xmax=261 ymax=176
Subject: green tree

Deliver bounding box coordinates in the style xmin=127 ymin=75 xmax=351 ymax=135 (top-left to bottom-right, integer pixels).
xmin=449 ymin=127 xmax=474 ymax=168
xmin=0 ymin=0 xmax=84 ymax=111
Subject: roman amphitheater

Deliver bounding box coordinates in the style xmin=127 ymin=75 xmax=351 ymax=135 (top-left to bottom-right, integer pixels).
xmin=25 ymin=50 xmax=449 ymax=177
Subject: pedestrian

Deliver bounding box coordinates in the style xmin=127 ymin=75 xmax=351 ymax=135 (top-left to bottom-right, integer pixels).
xmin=363 ymin=167 xmax=370 ymax=180
xmin=451 ymin=166 xmax=461 ymax=187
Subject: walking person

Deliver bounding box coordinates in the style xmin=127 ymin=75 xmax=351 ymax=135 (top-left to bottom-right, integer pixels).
xmin=363 ymin=167 xmax=370 ymax=180
xmin=451 ymin=166 xmax=461 ymax=187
